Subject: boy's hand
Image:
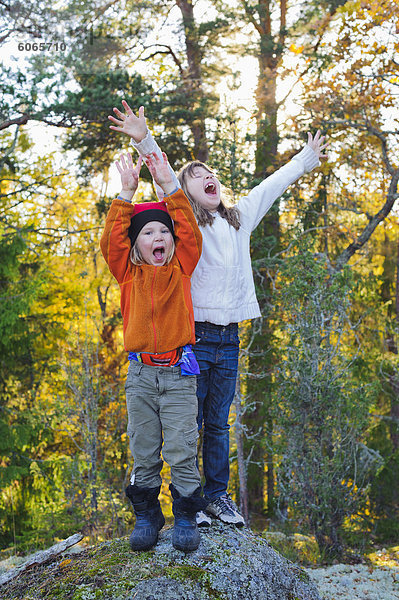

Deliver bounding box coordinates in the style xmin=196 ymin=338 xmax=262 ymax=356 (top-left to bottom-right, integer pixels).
xmin=145 ymin=152 xmax=176 ymax=196
xmin=108 ymin=101 xmax=148 ymax=142
xmin=307 ymin=130 xmax=328 ymax=159
xmin=116 ymin=153 xmax=142 ymax=201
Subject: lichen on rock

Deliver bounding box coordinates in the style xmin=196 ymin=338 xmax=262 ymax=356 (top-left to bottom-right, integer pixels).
xmin=1 ymin=523 xmax=321 ymax=600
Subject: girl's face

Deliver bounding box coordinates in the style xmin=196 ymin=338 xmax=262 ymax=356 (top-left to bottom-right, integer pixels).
xmin=136 ymin=221 xmax=174 ymax=266
xmin=185 ymin=166 xmax=220 ymax=211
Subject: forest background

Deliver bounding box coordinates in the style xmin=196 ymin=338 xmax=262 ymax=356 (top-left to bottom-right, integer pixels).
xmin=0 ymin=0 xmax=398 ymax=562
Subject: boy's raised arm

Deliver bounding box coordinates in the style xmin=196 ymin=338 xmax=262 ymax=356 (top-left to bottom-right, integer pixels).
xmin=100 ymin=153 xmax=142 ymax=282
xmin=145 ymin=152 xmax=202 ymax=275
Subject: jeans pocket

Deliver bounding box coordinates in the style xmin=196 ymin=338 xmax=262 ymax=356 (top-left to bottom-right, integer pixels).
xmin=195 ymin=323 xmax=208 ymax=341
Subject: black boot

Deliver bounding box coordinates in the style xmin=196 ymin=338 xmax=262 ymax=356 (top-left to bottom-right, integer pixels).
xmin=126 ymin=484 xmax=165 ymax=551
xmin=170 ymin=484 xmax=208 ymax=552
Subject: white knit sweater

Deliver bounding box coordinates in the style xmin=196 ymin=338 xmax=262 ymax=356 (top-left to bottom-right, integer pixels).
xmin=132 ymin=133 xmax=320 ymax=325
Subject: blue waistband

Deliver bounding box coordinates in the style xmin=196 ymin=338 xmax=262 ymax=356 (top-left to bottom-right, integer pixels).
xmin=128 ymin=344 xmax=199 ymax=376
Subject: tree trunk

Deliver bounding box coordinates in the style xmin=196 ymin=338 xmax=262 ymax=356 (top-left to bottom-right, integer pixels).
xmin=234 ymin=374 xmax=249 ymax=524
xmin=389 ymin=239 xmax=399 ymax=451
xmin=242 ymin=0 xmax=285 ymax=516
xmin=176 ymin=0 xmax=209 ymax=161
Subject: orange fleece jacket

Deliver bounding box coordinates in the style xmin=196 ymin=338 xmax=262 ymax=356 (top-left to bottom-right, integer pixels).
xmin=100 ymin=190 xmax=202 ymax=353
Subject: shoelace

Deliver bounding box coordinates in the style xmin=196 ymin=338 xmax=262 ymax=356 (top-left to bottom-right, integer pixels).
xmin=223 ymin=494 xmax=240 ymax=512
xmin=213 ymin=494 xmax=236 ymax=514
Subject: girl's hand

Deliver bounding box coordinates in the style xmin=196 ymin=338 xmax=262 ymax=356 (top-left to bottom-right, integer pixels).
xmin=108 ymin=102 xmax=148 ymax=142
xmin=145 ymin=152 xmax=176 ymax=196
xmin=307 ymin=130 xmax=328 ymax=159
xmin=116 ymin=153 xmax=142 ymax=199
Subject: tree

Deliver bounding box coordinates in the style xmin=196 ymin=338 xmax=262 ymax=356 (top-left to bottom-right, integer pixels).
xmin=274 ymin=242 xmax=381 ymax=558
xmin=295 ymin=5 xmax=399 ymax=539
xmin=0 ymin=125 xmax=128 ymax=548
xmin=366 ymin=225 xmax=399 ymax=540
xmin=234 ymin=0 xmax=350 ymax=514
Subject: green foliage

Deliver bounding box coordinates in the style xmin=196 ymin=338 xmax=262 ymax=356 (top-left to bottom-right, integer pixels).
xmin=0 ymin=219 xmax=50 ymax=548
xmin=262 ymin=531 xmax=320 ymax=566
xmin=0 ymin=129 xmax=130 ymax=551
xmin=368 ymin=447 xmax=399 ymax=541
xmin=48 ymin=69 xmax=156 ymax=178
xmin=274 ymin=240 xmax=381 ymax=558
xmin=0 ymin=233 xmax=37 ymax=365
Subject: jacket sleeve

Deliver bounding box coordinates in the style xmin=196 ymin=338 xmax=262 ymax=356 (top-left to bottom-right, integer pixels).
xmin=238 ymin=145 xmax=320 ymax=234
xmin=100 ymin=199 xmax=134 ymax=283
xmin=165 ymin=189 xmax=202 ymax=276
xmin=130 ymin=130 xmax=181 ymax=200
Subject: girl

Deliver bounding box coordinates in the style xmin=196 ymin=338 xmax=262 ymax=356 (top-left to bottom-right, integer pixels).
xmin=100 ymin=150 xmax=207 ymax=552
xmin=108 ymin=102 xmax=328 ymax=527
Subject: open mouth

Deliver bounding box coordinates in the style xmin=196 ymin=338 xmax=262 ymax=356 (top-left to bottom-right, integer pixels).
xmin=153 ymin=246 xmax=165 ymax=261
xmin=204 ymin=182 xmax=217 ymax=195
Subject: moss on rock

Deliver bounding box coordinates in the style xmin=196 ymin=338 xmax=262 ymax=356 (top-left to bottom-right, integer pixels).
xmin=1 ymin=524 xmax=321 ymax=600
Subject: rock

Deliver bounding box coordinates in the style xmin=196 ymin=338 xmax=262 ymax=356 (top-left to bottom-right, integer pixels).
xmin=140 ymin=523 xmax=321 ymax=600
xmin=0 ymin=533 xmax=83 ymax=586
xmin=1 ymin=523 xmax=322 ymax=600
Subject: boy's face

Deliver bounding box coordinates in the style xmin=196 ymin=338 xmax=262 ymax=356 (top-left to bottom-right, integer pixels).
xmin=186 ymin=165 xmax=220 ymax=211
xmin=136 ymin=220 xmax=173 ymax=266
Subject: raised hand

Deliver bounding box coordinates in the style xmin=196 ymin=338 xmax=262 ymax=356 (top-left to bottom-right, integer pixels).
xmin=115 ymin=153 xmax=142 ymax=195
xmin=145 ymin=152 xmax=176 ymax=196
xmin=108 ymin=101 xmax=148 ymax=143
xmin=307 ymin=130 xmax=328 ymax=159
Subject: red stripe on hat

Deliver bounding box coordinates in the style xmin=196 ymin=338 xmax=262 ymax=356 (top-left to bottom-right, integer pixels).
xmin=132 ymin=201 xmax=169 ymax=216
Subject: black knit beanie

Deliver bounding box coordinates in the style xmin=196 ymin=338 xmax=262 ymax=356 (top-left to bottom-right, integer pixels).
xmin=128 ymin=201 xmax=174 ymax=246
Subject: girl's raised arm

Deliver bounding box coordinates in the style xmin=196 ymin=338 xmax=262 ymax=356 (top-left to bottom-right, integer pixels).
xmin=238 ymin=131 xmax=327 ymax=234
xmin=108 ymin=101 xmax=148 ymax=142
xmin=108 ymin=102 xmax=180 ymax=199
xmin=306 ymin=130 xmax=328 ymax=159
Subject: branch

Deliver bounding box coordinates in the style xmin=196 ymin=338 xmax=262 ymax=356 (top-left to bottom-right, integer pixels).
xmin=352 ymin=68 xmax=399 ymax=88
xmin=327 ymin=202 xmax=374 ymax=220
xmin=0 ymin=30 xmax=13 ymax=44
xmin=241 ymin=0 xmax=262 ymax=35
xmin=371 ymin=413 xmax=399 ymax=425
xmin=0 ymin=114 xmax=29 ymax=131
xmin=0 ymin=113 xmax=79 ymax=131
xmin=277 ymin=10 xmax=341 ymax=109
xmin=139 ymin=43 xmax=184 ymax=76
xmin=327 ymin=120 xmax=399 ymax=270
xmin=335 ymin=169 xmax=399 ymax=270
xmin=328 ymin=119 xmax=397 ymax=174
xmin=0 ymin=533 xmax=83 ymax=586
xmin=0 ymin=123 xmax=21 ymax=171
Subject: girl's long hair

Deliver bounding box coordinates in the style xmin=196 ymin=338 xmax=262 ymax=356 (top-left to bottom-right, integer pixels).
xmin=177 ymin=161 xmax=240 ymax=230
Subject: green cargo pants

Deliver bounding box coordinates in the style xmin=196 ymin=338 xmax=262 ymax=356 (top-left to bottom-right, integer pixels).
xmin=125 ymin=360 xmax=201 ymax=497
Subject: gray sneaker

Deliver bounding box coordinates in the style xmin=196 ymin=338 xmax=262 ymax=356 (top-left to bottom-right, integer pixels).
xmin=196 ymin=510 xmax=212 ymax=527
xmin=206 ymin=494 xmax=245 ymax=526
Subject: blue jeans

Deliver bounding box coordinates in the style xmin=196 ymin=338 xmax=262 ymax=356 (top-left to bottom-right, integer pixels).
xmin=193 ymin=321 xmax=239 ymax=500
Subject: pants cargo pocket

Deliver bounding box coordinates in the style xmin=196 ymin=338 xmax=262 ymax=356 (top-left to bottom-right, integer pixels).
xmin=183 ymin=426 xmax=199 ymax=451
